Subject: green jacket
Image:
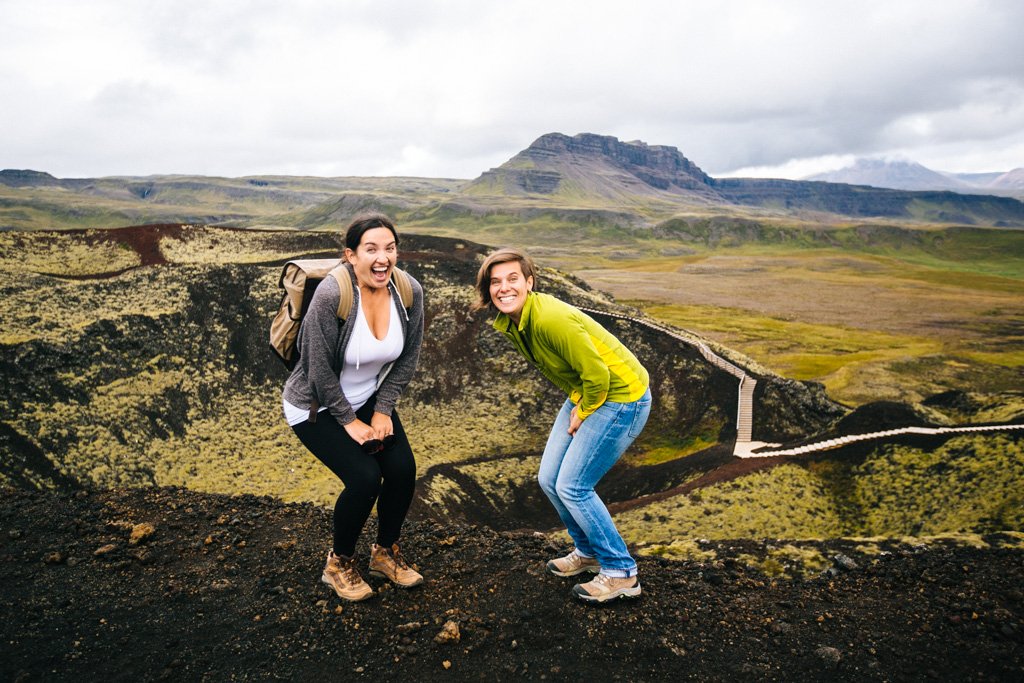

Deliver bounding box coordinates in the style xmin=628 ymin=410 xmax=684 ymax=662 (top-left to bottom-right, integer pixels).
xmin=494 ymin=292 xmax=649 ymax=418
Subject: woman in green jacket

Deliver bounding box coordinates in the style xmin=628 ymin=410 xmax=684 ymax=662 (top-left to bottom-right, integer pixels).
xmin=474 ymin=248 xmax=652 ymax=603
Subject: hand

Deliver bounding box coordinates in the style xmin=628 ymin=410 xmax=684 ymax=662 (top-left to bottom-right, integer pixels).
xmin=568 ymin=406 xmax=584 ymax=436
xmin=370 ymin=412 xmax=394 ymax=441
xmin=343 ymin=418 xmax=376 ymax=445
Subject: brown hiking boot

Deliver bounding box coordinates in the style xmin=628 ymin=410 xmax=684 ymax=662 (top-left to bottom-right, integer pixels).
xmin=572 ymin=573 xmax=641 ymax=603
xmin=369 ymin=543 xmax=424 ymax=588
xmin=321 ymin=551 xmax=373 ymax=602
xmin=546 ymin=549 xmax=600 ymax=577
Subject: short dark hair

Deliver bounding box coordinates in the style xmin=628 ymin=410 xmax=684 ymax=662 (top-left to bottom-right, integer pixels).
xmin=345 ymin=213 xmax=398 ymax=251
xmin=472 ymin=247 xmax=537 ymax=312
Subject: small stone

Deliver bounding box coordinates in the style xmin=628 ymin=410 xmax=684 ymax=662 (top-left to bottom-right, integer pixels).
xmin=8 ymin=529 xmax=23 ymax=540
xmin=442 ymin=661 xmax=452 ymax=670
xmin=815 ymin=646 xmax=842 ymax=664
xmin=129 ymin=523 xmax=156 ymax=545
xmin=396 ymin=621 xmax=422 ymax=634
xmin=434 ymin=620 xmax=461 ymax=644
xmin=771 ymin=621 xmax=794 ymax=635
xmin=832 ymin=554 xmax=858 ymax=571
xmin=44 ymin=551 xmax=66 ymax=565
xmin=94 ymin=544 xmax=117 ymax=557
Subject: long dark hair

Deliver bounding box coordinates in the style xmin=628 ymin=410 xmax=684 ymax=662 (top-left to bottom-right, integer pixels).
xmin=345 ymin=213 xmax=398 ymax=251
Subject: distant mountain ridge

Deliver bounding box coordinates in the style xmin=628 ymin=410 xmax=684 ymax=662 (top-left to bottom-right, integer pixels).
xmin=4 ymin=133 xmax=1024 ymax=228
xmin=807 ymin=158 xmax=1024 ymax=196
xmin=463 ymin=133 xmax=1024 ymax=226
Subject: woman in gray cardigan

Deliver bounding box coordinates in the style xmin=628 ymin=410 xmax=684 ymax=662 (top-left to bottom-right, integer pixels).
xmin=283 ymin=213 xmax=425 ymax=602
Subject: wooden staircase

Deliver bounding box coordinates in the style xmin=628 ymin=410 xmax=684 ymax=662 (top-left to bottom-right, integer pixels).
xmin=579 ymin=306 xmax=1024 ymax=458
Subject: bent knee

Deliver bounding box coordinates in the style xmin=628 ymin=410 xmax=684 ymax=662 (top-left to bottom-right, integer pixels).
xmin=554 ymin=480 xmax=590 ymax=503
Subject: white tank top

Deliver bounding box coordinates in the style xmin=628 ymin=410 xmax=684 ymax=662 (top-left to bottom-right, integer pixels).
xmin=282 ymin=295 xmax=404 ymax=425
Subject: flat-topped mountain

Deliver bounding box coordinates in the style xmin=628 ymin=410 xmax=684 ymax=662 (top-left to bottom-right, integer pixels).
xmin=463 ymin=132 xmax=720 ymax=203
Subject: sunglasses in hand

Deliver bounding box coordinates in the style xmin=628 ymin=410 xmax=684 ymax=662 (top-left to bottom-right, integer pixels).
xmin=361 ymin=434 xmax=396 ymax=455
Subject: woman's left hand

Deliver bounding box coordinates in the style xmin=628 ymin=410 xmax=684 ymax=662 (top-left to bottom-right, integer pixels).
xmin=568 ymin=406 xmax=584 ymax=436
xmin=370 ymin=412 xmax=394 ymax=441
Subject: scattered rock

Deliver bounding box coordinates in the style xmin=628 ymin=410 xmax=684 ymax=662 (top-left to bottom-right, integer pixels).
xmin=397 ymin=621 xmax=423 ymax=634
xmin=94 ymin=544 xmax=117 ymax=557
xmin=43 ymin=551 xmax=66 ymax=565
xmin=129 ymin=523 xmax=156 ymax=545
xmin=434 ymin=620 xmax=461 ymax=644
xmin=815 ymin=646 xmax=842 ymax=664
xmin=833 ymin=554 xmax=858 ymax=571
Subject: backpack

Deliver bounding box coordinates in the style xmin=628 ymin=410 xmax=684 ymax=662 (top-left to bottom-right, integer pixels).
xmin=269 ymin=258 xmax=414 ymax=370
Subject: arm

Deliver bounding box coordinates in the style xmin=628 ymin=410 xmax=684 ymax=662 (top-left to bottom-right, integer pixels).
xmin=373 ymin=275 xmax=425 ymax=416
xmin=295 ymin=276 xmax=358 ymax=426
xmin=542 ymin=311 xmax=610 ymax=420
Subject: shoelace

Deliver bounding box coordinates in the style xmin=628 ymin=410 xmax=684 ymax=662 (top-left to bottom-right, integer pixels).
xmin=390 ymin=548 xmax=410 ymax=570
xmin=338 ymin=557 xmax=363 ymax=583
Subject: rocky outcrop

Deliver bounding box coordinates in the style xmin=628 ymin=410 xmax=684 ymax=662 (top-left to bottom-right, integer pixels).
xmin=712 ymin=177 xmax=1024 ymax=225
xmin=0 ymin=169 xmax=60 ymax=187
xmin=465 ymin=132 xmax=720 ymax=199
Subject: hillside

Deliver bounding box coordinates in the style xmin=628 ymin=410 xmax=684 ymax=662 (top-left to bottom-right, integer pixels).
xmin=2 ymin=485 xmax=1023 ymax=682
xmin=2 ymin=224 xmax=1022 ymax=544
xmin=0 ymin=224 xmax=844 ymax=510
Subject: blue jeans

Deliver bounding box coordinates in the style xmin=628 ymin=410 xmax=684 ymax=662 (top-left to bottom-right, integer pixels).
xmin=538 ymin=388 xmax=652 ymax=578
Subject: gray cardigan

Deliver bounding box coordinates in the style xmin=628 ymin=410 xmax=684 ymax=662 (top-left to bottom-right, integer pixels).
xmin=282 ymin=262 xmax=424 ymax=426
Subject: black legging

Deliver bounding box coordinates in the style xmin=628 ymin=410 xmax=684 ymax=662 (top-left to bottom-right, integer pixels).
xmin=291 ymin=396 xmax=416 ymax=558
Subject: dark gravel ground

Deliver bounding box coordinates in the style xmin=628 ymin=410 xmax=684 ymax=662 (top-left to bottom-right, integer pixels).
xmin=1 ymin=486 xmax=1022 ymax=682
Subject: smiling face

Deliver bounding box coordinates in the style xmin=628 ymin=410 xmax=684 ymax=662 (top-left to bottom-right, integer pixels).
xmin=345 ymin=226 xmax=397 ymax=290
xmin=488 ymin=260 xmax=533 ymax=324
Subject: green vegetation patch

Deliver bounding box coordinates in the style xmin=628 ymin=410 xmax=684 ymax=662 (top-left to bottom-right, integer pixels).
xmin=737 ymin=544 xmax=830 ymax=579
xmin=0 ymin=266 xmax=189 ymax=345
xmin=615 ymin=464 xmax=846 ymax=543
xmin=0 ymin=230 xmax=141 ymax=276
xmin=636 ymin=538 xmax=717 ymax=562
xmin=615 ymin=434 xmax=1023 ymax=543
xmin=854 ymin=435 xmax=1024 ymax=535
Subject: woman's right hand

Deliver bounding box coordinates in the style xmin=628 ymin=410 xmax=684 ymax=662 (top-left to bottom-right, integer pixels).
xmin=344 ymin=418 xmax=377 ymax=445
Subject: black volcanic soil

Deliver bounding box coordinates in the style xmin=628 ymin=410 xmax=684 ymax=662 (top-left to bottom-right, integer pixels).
xmin=2 ymin=487 xmax=1022 ymax=682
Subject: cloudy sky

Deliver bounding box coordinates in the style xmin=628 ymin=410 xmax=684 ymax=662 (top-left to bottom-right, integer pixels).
xmin=2 ymin=0 xmax=1022 ymax=180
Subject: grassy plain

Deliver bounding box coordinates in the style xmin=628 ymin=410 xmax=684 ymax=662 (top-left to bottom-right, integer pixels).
xmin=560 ymin=245 xmax=1023 ymax=406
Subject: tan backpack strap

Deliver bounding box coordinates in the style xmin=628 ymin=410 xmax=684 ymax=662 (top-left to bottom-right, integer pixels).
xmin=391 ymin=267 xmax=413 ymax=309
xmin=329 ymin=265 xmax=354 ymax=320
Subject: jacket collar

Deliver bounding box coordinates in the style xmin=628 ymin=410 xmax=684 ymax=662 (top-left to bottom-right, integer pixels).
xmin=493 ymin=291 xmax=536 ymax=333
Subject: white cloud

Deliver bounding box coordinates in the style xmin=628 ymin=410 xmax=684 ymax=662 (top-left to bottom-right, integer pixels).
xmin=1 ymin=0 xmax=1022 ymax=178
